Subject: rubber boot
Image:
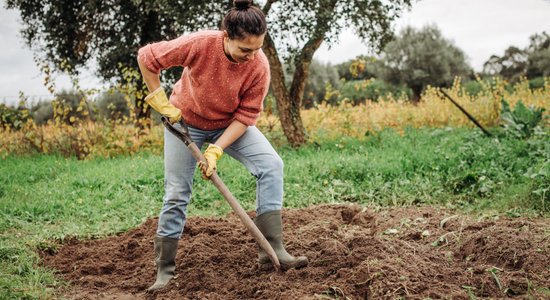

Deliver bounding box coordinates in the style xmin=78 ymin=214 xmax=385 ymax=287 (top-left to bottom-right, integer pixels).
xmin=147 ymin=236 xmax=178 ymax=292
xmin=254 ymin=210 xmax=308 ymax=271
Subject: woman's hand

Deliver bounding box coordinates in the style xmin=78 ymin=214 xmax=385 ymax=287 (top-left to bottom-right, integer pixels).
xmin=199 ymin=144 xmax=224 ymax=178
xmin=144 ymin=87 xmax=181 ymax=123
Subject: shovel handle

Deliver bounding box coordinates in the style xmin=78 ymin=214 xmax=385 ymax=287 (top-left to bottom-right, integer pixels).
xmin=161 ymin=117 xmax=281 ymax=271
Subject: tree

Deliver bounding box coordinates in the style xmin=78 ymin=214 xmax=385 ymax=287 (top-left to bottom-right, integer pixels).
xmin=482 ymin=31 xmax=550 ymax=81
xmin=376 ymin=25 xmax=471 ymax=102
xmin=482 ymin=46 xmax=528 ymax=82
xmin=260 ymin=0 xmax=411 ymax=146
xmin=288 ymin=59 xmax=341 ymax=108
xmin=526 ymin=32 xmax=550 ymax=78
xmin=335 ymin=55 xmax=377 ymax=81
xmin=4 ymin=0 xmax=206 ymax=126
xmin=6 ymin=0 xmax=412 ymax=147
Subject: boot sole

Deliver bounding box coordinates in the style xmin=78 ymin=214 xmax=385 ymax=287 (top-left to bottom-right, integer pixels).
xmin=259 ymin=260 xmax=308 ymax=271
xmin=146 ymin=275 xmax=176 ymax=292
xmin=146 ymin=284 xmax=169 ymax=293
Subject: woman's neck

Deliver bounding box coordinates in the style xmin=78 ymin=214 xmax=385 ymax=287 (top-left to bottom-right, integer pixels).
xmin=223 ymin=38 xmax=238 ymax=63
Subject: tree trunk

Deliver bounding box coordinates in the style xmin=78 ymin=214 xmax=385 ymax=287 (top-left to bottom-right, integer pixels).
xmin=263 ymin=33 xmax=307 ymax=147
xmin=135 ymin=8 xmax=161 ymax=130
xmin=261 ymin=0 xmax=337 ymax=147
xmin=411 ymin=84 xmax=423 ymax=104
xmin=289 ymin=36 xmax=324 ymax=114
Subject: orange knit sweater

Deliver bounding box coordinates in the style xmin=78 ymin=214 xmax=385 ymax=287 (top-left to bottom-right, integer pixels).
xmin=138 ymin=30 xmax=270 ymax=130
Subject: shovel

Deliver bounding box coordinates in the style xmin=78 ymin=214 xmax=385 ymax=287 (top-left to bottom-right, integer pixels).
xmin=161 ymin=116 xmax=281 ymax=271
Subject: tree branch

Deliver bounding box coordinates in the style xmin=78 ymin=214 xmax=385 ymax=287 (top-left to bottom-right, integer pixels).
xmin=262 ymin=30 xmax=291 ymax=115
xmin=261 ymin=0 xmax=277 ymax=15
xmin=289 ymin=0 xmax=338 ymax=102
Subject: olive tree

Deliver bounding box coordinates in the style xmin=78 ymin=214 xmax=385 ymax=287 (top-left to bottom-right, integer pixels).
xmin=6 ymin=0 xmax=412 ymax=146
xmin=376 ymin=25 xmax=471 ymax=102
xmin=483 ymin=31 xmax=550 ymax=81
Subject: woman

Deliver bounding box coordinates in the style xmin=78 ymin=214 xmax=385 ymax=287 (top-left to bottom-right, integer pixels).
xmin=137 ymin=0 xmax=308 ymax=292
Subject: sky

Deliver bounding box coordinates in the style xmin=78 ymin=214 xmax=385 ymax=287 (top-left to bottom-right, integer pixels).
xmin=1 ymin=0 xmax=549 ymax=105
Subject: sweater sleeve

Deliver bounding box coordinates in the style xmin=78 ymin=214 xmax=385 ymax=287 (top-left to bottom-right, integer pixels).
xmin=234 ymin=68 xmax=270 ymax=126
xmin=137 ymin=33 xmax=200 ymax=74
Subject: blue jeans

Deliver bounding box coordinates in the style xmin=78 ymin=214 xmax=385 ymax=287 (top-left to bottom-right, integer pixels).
xmin=157 ymin=124 xmax=284 ymax=239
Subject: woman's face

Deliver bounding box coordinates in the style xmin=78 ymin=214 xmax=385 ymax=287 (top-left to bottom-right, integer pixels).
xmin=223 ymin=31 xmax=265 ymax=63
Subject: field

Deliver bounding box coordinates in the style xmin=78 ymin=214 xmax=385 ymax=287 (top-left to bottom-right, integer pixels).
xmin=2 ymin=126 xmax=549 ymax=299
xmin=1 ymin=79 xmax=549 ymax=299
xmin=42 ymin=205 xmax=549 ymax=299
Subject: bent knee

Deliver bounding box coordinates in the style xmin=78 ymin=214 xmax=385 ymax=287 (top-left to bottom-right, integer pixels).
xmin=261 ymin=153 xmax=284 ymax=176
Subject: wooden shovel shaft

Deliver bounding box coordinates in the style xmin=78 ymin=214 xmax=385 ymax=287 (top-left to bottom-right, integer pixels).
xmin=186 ymin=142 xmax=281 ymax=271
xmin=440 ymin=90 xmax=492 ymax=137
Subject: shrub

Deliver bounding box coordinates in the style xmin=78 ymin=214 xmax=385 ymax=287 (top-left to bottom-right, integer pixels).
xmin=1 ymin=77 xmax=548 ymax=158
xmin=462 ymin=80 xmax=483 ymax=96
xmin=30 ymin=100 xmax=54 ymax=125
xmin=0 ymin=103 xmax=30 ymax=130
xmin=500 ymin=99 xmax=546 ymax=139
xmin=301 ymin=77 xmax=549 ymax=142
xmin=53 ymin=89 xmax=95 ymax=124
xmin=95 ymin=90 xmax=131 ymax=120
xmin=529 ymin=76 xmax=545 ymax=90
xmin=338 ymin=79 xmax=411 ymax=104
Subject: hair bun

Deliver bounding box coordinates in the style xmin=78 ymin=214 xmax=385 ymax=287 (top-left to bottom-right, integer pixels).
xmin=234 ymin=0 xmax=252 ymax=10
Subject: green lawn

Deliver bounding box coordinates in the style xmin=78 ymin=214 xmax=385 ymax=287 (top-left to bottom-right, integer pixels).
xmin=0 ymin=127 xmax=548 ymax=299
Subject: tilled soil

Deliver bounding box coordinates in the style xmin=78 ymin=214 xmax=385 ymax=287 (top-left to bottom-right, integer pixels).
xmin=41 ymin=204 xmax=550 ymax=299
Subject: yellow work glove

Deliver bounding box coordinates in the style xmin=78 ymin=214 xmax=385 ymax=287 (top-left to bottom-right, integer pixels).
xmin=199 ymin=144 xmax=224 ymax=179
xmin=144 ymin=87 xmax=181 ymax=123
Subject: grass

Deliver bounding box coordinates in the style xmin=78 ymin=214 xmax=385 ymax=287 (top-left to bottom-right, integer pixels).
xmin=1 ymin=155 xmax=164 ymax=299
xmin=1 ymin=127 xmax=548 ymax=299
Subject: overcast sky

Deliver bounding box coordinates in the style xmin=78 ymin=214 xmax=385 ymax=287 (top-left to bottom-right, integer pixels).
xmin=1 ymin=0 xmax=549 ymax=105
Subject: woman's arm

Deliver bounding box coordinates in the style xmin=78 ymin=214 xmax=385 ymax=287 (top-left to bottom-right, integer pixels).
xmin=137 ymin=57 xmax=161 ymax=93
xmin=200 ymin=119 xmax=247 ymax=178
xmin=215 ymin=120 xmax=247 ymax=149
xmin=137 ymin=55 xmax=181 ymax=123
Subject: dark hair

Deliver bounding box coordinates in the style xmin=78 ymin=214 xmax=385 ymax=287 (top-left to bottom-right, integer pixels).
xmin=222 ymin=0 xmax=267 ymax=39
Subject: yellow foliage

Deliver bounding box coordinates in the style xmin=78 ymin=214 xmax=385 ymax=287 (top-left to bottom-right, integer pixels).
xmin=0 ymin=120 xmax=163 ymax=159
xmin=1 ymin=77 xmax=548 ymax=159
xmin=296 ymin=77 xmax=550 ymax=142
xmin=0 ymin=63 xmax=156 ymax=159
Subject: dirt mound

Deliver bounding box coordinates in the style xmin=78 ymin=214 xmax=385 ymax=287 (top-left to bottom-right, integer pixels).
xmin=41 ymin=204 xmax=550 ymax=299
